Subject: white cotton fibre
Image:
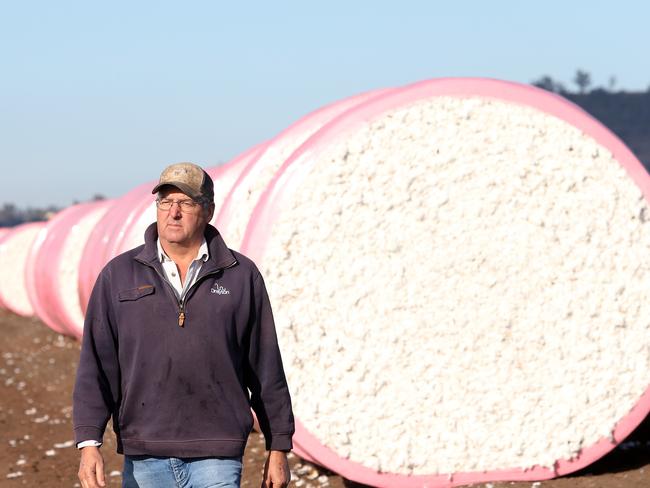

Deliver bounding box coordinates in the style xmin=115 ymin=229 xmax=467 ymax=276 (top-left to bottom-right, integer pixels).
xmin=119 ymin=201 xmax=157 ymax=254
xmin=221 ymin=91 xmax=384 ymax=249
xmin=0 ymin=224 xmax=44 ymax=317
xmin=261 ymin=97 xmax=650 ymax=475
xmin=58 ymin=204 xmax=111 ymax=335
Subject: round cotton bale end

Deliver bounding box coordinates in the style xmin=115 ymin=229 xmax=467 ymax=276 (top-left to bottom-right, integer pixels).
xmin=242 ymin=78 xmax=650 ymax=486
xmin=217 ymin=89 xmax=389 ymax=249
xmin=78 ymin=182 xmax=153 ymax=313
xmin=0 ymin=228 xmax=10 ymax=310
xmin=56 ymin=201 xmax=112 ymax=338
xmin=0 ymin=222 xmax=46 ymax=317
xmin=25 ymin=202 xmax=104 ymax=335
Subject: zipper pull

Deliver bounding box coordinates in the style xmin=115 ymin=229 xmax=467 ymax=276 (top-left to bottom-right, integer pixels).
xmin=178 ymin=302 xmax=185 ymax=327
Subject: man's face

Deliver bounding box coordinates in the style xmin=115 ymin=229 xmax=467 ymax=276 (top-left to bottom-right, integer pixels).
xmin=156 ymin=187 xmax=214 ymax=247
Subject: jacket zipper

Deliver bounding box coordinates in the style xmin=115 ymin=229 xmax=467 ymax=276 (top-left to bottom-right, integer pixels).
xmin=138 ymin=258 xmax=237 ymax=328
xmin=178 ymin=259 xmax=237 ymax=326
xmin=178 ymin=303 xmax=186 ymax=327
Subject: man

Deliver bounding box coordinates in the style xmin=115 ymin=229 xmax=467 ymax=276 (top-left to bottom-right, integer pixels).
xmin=73 ymin=163 xmax=294 ymax=488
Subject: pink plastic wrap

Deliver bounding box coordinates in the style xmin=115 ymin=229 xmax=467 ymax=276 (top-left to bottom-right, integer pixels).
xmin=241 ymin=78 xmax=650 ymax=486
xmin=216 ymin=90 xmax=390 ymax=247
xmin=210 ymin=143 xmax=269 ymax=235
xmin=0 ymin=228 xmax=12 ymax=311
xmin=78 ymin=182 xmax=154 ymax=314
xmin=103 ymin=182 xmax=157 ymax=265
xmin=0 ymin=222 xmax=46 ymax=317
xmin=209 ymin=145 xmax=271 ymax=216
xmin=26 ymin=204 xmax=86 ymax=334
xmin=107 ymin=190 xmax=157 ymax=259
xmin=25 ymin=201 xmax=112 ymax=337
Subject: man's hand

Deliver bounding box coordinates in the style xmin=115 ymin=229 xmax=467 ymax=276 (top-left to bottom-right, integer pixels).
xmin=261 ymin=450 xmax=291 ymax=488
xmin=78 ymin=446 xmax=106 ymax=488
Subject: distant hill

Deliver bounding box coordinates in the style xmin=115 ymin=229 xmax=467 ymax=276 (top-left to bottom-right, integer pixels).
xmin=0 ymin=203 xmax=58 ymax=228
xmin=564 ymin=90 xmax=650 ymax=172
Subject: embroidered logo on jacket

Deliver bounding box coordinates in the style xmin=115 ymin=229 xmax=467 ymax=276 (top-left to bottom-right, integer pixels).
xmin=210 ymin=282 xmax=230 ymax=295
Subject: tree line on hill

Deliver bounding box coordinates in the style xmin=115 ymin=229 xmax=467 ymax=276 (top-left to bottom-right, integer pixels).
xmin=2 ymin=70 xmax=650 ymax=227
xmin=0 ymin=195 xmax=106 ymax=228
xmin=0 ymin=203 xmax=60 ymax=228
xmin=532 ymin=70 xmax=650 ymax=178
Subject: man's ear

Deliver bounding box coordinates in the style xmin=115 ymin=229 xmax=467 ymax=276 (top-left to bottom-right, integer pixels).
xmin=205 ymin=202 xmax=215 ymax=223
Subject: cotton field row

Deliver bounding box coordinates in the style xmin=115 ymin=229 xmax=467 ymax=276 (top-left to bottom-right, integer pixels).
xmin=1 ymin=78 xmax=650 ymax=488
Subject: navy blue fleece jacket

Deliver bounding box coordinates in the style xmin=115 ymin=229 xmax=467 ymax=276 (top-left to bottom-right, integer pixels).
xmin=72 ymin=223 xmax=294 ymax=457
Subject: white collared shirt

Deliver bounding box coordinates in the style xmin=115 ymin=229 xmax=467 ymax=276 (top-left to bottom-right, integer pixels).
xmin=156 ymin=237 xmax=210 ymax=301
xmin=77 ymin=237 xmax=210 ymax=450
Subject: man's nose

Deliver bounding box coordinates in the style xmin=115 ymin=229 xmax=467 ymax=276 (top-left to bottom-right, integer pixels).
xmin=169 ymin=202 xmax=183 ymax=217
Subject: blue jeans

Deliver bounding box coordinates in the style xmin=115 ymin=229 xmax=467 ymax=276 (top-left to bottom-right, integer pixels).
xmin=122 ymin=455 xmax=243 ymax=488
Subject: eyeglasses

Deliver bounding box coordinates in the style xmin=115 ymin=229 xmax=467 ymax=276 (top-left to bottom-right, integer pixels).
xmin=156 ymin=198 xmax=200 ymax=212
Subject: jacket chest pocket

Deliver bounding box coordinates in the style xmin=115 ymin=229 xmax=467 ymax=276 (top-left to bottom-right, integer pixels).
xmin=115 ymin=284 xmax=164 ymax=344
xmin=117 ymin=285 xmax=155 ymax=301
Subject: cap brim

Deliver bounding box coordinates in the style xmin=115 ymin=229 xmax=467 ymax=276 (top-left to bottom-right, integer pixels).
xmin=151 ymin=182 xmax=201 ymax=200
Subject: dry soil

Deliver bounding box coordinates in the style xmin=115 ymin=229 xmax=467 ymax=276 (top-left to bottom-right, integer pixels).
xmin=0 ymin=310 xmax=648 ymax=487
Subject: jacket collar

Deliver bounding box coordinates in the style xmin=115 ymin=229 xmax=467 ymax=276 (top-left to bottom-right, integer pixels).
xmin=156 ymin=237 xmax=209 ymax=264
xmin=136 ymin=223 xmax=237 ymax=272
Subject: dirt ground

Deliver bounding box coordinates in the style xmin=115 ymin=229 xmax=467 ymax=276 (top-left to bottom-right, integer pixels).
xmin=0 ymin=309 xmax=648 ymax=488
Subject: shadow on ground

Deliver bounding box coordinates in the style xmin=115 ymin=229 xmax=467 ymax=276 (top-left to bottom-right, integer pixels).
xmin=572 ymin=412 xmax=650 ymax=476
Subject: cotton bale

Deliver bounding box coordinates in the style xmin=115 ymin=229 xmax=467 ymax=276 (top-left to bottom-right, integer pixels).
xmin=242 ymin=78 xmax=650 ymax=486
xmin=26 ymin=203 xmax=93 ymax=334
xmin=0 ymin=222 xmax=46 ymax=317
xmin=216 ymin=90 xmax=390 ymax=248
xmin=78 ymin=182 xmax=154 ymax=314
xmin=0 ymin=228 xmax=8 ymax=310
xmin=25 ymin=201 xmax=112 ymax=338
xmin=0 ymin=228 xmax=11 ymax=311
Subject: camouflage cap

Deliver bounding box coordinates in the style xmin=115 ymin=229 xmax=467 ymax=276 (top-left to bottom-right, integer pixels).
xmin=151 ymin=162 xmax=214 ymax=202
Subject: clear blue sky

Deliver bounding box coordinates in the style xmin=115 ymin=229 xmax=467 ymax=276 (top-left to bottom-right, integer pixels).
xmin=2 ymin=0 xmax=648 ymax=208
